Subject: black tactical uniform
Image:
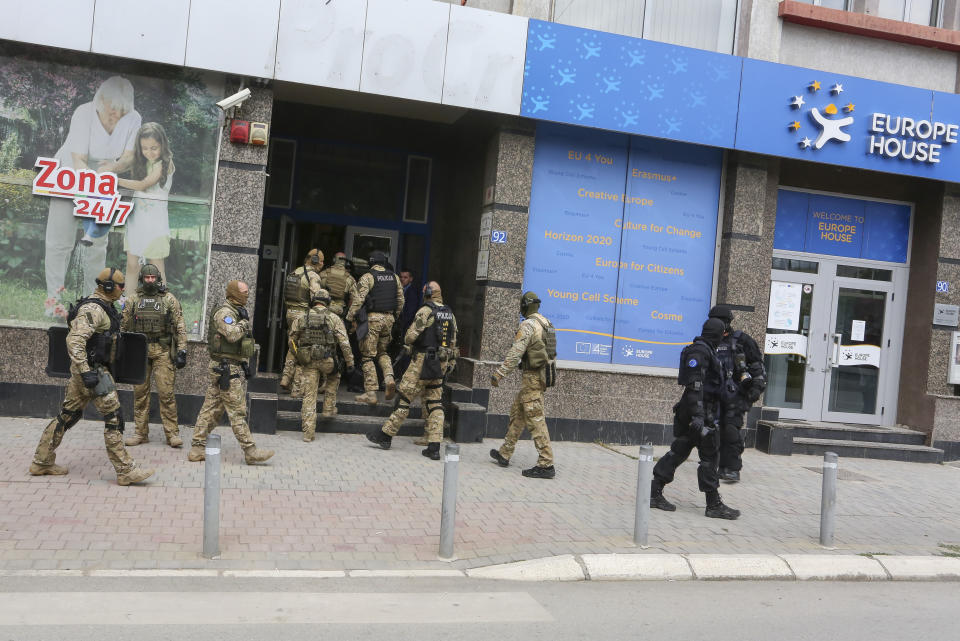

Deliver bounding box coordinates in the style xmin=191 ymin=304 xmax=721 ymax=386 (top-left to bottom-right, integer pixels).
xmin=651 ymin=318 xmax=740 ymax=520
xmin=710 ymin=305 xmax=767 ymax=482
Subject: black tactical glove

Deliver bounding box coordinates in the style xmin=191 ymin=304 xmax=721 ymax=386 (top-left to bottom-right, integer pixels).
xmin=241 ymin=362 xmax=252 ymax=379
xmin=81 ymin=370 xmax=99 ymax=389
xmin=174 ymin=350 xmax=187 ymax=369
xmin=237 ymin=306 xmax=249 ymax=321
xmin=690 ymin=415 xmax=712 ymax=438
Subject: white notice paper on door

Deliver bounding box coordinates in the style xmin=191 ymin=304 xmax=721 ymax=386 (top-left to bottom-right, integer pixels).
xmin=767 ymin=281 xmax=803 ymax=330
xmin=850 ymin=320 xmax=865 ymax=342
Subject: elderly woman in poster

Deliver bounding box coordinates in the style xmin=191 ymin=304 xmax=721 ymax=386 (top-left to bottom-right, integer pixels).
xmin=44 ymin=75 xmax=142 ymax=316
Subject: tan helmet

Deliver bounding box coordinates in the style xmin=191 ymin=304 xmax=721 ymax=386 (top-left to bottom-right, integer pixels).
xmin=226 ymin=280 xmax=249 ymax=307
xmin=311 ymin=288 xmax=331 ymax=307
xmin=305 ymin=249 xmax=324 ymax=271
xmin=95 ymin=267 xmax=125 ymax=301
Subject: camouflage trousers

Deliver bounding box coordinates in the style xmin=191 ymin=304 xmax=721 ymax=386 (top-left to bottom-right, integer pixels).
xmin=360 ymin=312 xmax=395 ymax=393
xmin=382 ymin=352 xmax=443 ymax=442
xmin=499 ymin=370 xmax=554 ymax=467
xmin=33 ymin=370 xmax=135 ymax=475
xmin=191 ymin=360 xmax=256 ymax=452
xmin=299 ymin=358 xmax=339 ymax=439
xmin=281 ymin=307 xmax=307 ymax=393
xmin=132 ymin=341 xmax=179 ymax=441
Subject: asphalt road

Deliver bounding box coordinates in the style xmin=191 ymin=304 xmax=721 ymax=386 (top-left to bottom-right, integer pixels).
xmin=0 ymin=575 xmax=956 ymax=640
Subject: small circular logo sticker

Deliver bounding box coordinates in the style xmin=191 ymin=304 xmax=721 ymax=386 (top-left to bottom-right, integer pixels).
xmin=803 ymin=284 xmax=813 ymax=294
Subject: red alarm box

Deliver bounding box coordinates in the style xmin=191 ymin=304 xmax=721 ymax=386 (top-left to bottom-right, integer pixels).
xmin=230 ymin=119 xmax=250 ymax=144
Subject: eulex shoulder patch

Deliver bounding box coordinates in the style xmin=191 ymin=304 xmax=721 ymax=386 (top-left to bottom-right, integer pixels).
xmin=688 ymin=358 xmax=698 ymax=367
xmin=224 ymin=316 xmax=234 ymax=325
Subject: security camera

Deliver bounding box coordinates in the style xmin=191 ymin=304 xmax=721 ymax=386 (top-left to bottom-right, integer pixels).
xmin=217 ymin=88 xmax=251 ymax=111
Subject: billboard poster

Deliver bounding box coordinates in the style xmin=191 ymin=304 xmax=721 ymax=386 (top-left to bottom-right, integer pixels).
xmin=523 ymin=122 xmax=722 ymax=368
xmin=0 ymin=43 xmax=223 ymax=336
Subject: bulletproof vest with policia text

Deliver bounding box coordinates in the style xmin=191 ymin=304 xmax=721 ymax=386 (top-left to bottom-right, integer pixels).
xmin=366 ymin=269 xmax=397 ymax=313
xmin=67 ymin=297 xmax=121 ymax=367
xmin=283 ymin=268 xmax=312 ymax=306
xmin=415 ymin=302 xmax=457 ymax=380
xmin=132 ymin=295 xmax=169 ymax=339
xmin=521 ymin=316 xmax=557 ymax=387
xmin=207 ymin=303 xmax=255 ymax=362
xmin=297 ymin=307 xmax=336 ymax=365
xmin=325 ymin=265 xmax=349 ymax=301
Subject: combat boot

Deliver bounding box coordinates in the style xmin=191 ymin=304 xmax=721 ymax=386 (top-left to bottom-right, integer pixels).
xmin=187 ymin=446 xmax=205 ymax=462
xmin=355 ymin=391 xmax=378 ymax=405
xmin=366 ymin=428 xmax=392 ymax=450
xmin=413 ymin=436 xmax=429 ymax=446
xmin=244 ymin=447 xmax=275 ymax=464
xmin=705 ymin=494 xmax=740 ymax=520
xmin=117 ymin=467 xmax=155 ymax=486
xmin=385 ymin=377 xmax=396 ymax=401
xmin=167 ymin=434 xmax=184 ymax=448
xmin=29 ymin=463 xmax=68 ymax=476
xmin=650 ymin=481 xmax=677 ymax=512
xmin=421 ymin=442 xmax=441 ymax=460
xmin=719 ymin=468 xmax=740 ymax=483
xmin=124 ymin=433 xmax=149 ymax=447
xmin=489 ymin=449 xmax=509 ymax=467
xmin=303 ymin=430 xmax=315 ymax=443
xmin=522 ymin=465 xmax=555 ymax=479
xmin=321 ymin=405 xmax=338 ymax=418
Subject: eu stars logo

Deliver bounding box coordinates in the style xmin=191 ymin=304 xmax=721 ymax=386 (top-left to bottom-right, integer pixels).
xmin=788 ymin=80 xmax=855 ymax=150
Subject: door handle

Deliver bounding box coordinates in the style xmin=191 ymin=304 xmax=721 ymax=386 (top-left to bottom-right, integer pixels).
xmin=829 ymin=333 xmax=841 ymax=368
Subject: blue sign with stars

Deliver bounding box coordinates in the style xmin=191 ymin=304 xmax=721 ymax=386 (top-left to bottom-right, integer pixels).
xmin=521 ymin=20 xmax=742 ymax=148
xmin=774 ymin=189 xmax=910 ymax=263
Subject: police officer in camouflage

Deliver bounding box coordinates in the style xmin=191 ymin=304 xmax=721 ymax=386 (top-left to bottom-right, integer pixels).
xmin=489 ymin=291 xmax=557 ymax=479
xmin=188 ymin=280 xmax=274 ymax=465
xmin=121 ymin=263 xmax=188 ymax=448
xmin=320 ymin=251 xmax=358 ymax=318
xmin=280 ymin=249 xmax=324 ymax=396
xmin=288 ymin=288 xmax=354 ymax=441
xmin=346 ymin=250 xmax=404 ymax=405
xmin=709 ymin=305 xmax=767 ymax=483
xmin=30 ymin=267 xmax=155 ymax=486
xmin=650 ymin=318 xmax=740 ymax=519
xmin=367 ymin=281 xmax=458 ymax=460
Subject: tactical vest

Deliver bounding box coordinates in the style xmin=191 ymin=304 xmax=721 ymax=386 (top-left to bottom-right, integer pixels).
xmin=132 ymin=293 xmax=170 ymax=339
xmin=207 ymin=303 xmax=255 ymax=362
xmin=324 ymin=264 xmax=349 ymax=301
xmin=283 ymin=267 xmax=312 ymax=306
xmin=415 ymin=302 xmax=457 ymax=380
xmin=299 ymin=307 xmax=336 ymax=364
xmin=521 ymin=315 xmax=558 ymax=387
xmin=68 ymin=297 xmax=121 ymax=367
xmin=366 ymin=269 xmax=397 ymax=313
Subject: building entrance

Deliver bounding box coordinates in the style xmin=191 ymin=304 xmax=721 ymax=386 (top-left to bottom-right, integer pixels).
xmin=763 ymin=254 xmax=907 ymax=426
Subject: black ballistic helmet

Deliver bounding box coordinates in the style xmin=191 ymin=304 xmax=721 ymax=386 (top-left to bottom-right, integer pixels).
xmin=708 ymin=304 xmax=734 ymax=329
xmin=701 ymin=318 xmax=726 ymax=346
xmin=369 ymin=251 xmax=388 ymax=266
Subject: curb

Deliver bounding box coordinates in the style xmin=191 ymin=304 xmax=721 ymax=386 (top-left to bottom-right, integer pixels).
xmin=2 ymin=554 xmax=959 ymax=582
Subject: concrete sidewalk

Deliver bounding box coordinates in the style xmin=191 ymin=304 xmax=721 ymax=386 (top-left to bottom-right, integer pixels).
xmin=0 ymin=417 xmax=958 ymax=574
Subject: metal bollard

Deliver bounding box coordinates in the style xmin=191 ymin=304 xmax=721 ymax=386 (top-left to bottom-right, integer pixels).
xmin=202 ymin=433 xmax=222 ymax=559
xmin=819 ymin=451 xmax=838 ymax=547
xmin=634 ymin=444 xmax=655 ymax=547
xmin=438 ymin=442 xmax=460 ymax=560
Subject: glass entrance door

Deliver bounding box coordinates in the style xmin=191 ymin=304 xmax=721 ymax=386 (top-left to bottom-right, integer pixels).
xmin=345 ymin=226 xmax=399 ymax=269
xmin=763 ymin=255 xmax=905 ymax=425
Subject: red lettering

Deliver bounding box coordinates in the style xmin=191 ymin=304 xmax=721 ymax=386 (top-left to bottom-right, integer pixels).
xmin=113 ymin=201 xmax=133 ymax=226
xmin=34 ymin=158 xmax=57 ymax=189
xmin=97 ymin=173 xmax=117 ymax=196
xmin=56 ymin=168 xmax=76 ymax=191
xmin=77 ymin=170 xmax=97 ymax=194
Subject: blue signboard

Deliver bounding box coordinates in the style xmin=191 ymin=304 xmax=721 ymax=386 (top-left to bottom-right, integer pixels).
xmin=735 ymin=59 xmax=960 ymax=183
xmin=774 ymin=190 xmax=911 ymax=263
xmin=523 ymin=123 xmax=722 ymax=368
xmin=521 ymin=20 xmax=742 ymax=149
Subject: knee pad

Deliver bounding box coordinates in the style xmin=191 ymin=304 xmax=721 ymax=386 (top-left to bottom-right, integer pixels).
xmin=425 ymin=400 xmax=443 ymax=415
xmin=56 ymin=408 xmax=83 ymax=432
xmin=103 ymin=408 xmax=125 ymax=433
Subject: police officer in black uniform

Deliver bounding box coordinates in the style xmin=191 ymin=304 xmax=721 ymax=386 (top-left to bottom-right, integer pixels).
xmin=710 ymin=305 xmax=767 ymax=483
xmin=650 ymin=318 xmax=740 ymax=520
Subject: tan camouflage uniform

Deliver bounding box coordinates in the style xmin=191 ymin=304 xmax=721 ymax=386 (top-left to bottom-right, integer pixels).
xmin=319 ymin=263 xmax=358 ymax=318
xmin=381 ymin=295 xmax=457 ymax=442
xmin=494 ymin=312 xmax=554 ymax=467
xmin=190 ymin=301 xmax=272 ymax=464
xmin=289 ymin=305 xmax=353 ymax=441
xmin=121 ymin=289 xmax=187 ymax=445
xmin=346 ymin=265 xmax=404 ymax=397
xmin=31 ymin=292 xmax=150 ymax=483
xmin=281 ymin=266 xmax=323 ymax=396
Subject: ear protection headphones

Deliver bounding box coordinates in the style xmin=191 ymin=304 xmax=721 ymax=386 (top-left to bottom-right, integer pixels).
xmin=309 ymin=254 xmax=320 ymax=265
xmin=97 ymin=267 xmax=120 ymax=292
xmin=423 ymin=284 xmax=433 ymax=298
